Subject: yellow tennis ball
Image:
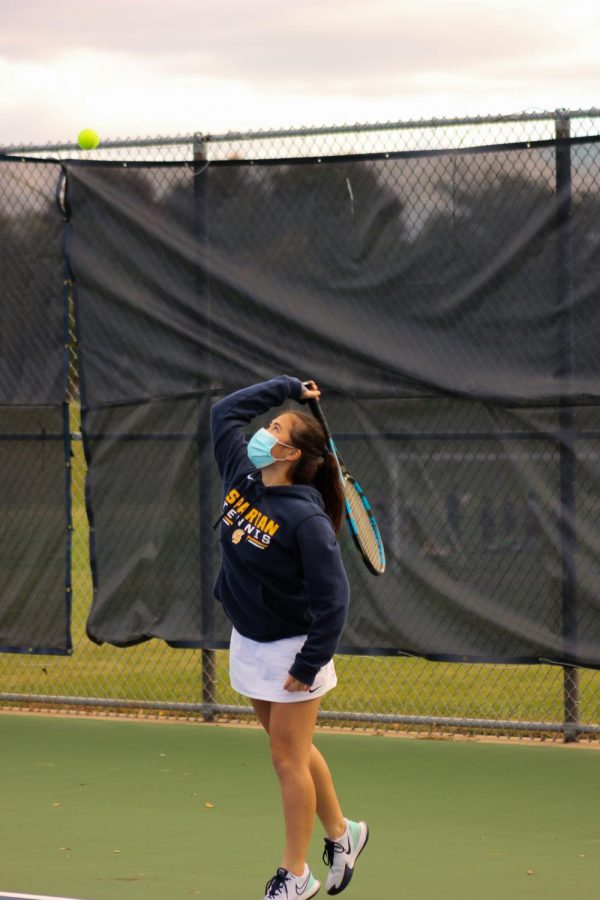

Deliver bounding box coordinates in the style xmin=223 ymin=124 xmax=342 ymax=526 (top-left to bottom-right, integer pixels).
xmin=77 ymin=128 xmax=100 ymax=150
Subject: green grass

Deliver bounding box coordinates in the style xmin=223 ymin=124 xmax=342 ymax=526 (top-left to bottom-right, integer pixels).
xmin=1 ymin=404 xmax=599 ymax=734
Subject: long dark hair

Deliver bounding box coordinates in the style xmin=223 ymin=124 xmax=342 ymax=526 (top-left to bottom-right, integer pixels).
xmin=288 ymin=410 xmax=345 ymax=534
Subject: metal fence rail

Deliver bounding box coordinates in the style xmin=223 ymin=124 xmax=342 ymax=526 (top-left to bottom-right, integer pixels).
xmin=2 ymin=109 xmax=600 ymax=740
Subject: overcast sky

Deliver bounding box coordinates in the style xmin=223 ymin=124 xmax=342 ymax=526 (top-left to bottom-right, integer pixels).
xmin=1 ymin=0 xmax=599 ymax=147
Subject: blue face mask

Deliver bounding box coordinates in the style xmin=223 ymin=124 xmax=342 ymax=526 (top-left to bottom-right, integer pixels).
xmin=247 ymin=427 xmax=296 ymax=469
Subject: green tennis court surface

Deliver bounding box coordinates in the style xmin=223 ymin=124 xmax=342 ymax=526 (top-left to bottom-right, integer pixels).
xmin=1 ymin=714 xmax=599 ymax=899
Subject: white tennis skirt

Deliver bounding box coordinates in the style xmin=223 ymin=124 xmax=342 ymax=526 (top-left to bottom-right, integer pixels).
xmin=229 ymin=626 xmax=337 ymax=703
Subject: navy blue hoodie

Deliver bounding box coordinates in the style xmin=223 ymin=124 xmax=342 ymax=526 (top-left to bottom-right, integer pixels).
xmin=210 ymin=376 xmax=350 ymax=686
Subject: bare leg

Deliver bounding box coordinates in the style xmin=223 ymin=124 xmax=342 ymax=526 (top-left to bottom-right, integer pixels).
xmin=252 ymin=697 xmax=272 ymax=732
xmin=309 ymin=744 xmax=346 ymax=839
xmin=252 ymin=698 xmax=320 ymax=876
xmin=252 ymin=699 xmax=345 ymax=842
xmin=252 ymin=700 xmax=346 ymax=875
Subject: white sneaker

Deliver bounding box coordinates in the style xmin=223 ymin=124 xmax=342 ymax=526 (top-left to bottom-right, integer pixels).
xmin=323 ymin=819 xmax=369 ymax=895
xmin=264 ymin=865 xmax=320 ymax=899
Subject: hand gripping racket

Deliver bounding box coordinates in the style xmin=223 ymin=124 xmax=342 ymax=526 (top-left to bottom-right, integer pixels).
xmin=308 ymin=397 xmax=386 ymax=576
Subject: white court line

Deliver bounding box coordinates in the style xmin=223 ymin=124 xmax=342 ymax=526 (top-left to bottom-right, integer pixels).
xmin=0 ymin=893 xmax=84 ymax=900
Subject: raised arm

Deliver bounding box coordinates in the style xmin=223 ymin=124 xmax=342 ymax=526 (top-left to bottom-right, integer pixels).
xmin=210 ymin=376 xmax=304 ymax=483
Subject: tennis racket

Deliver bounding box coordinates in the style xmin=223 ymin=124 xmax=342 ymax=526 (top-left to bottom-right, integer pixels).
xmin=307 ymin=397 xmax=386 ymax=576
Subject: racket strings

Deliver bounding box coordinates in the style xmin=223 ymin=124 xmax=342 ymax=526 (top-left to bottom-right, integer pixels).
xmin=344 ymin=479 xmax=385 ymax=571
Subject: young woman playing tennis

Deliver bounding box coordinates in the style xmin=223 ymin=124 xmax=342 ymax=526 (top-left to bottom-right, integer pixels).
xmin=211 ymin=376 xmax=369 ymax=898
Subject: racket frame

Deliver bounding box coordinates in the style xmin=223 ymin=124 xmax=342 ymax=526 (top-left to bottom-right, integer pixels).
xmin=307 ymin=396 xmax=386 ymax=575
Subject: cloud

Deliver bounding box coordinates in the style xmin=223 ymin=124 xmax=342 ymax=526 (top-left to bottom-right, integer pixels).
xmin=1 ymin=0 xmax=599 ymax=146
xmin=0 ymin=0 xmax=590 ymax=83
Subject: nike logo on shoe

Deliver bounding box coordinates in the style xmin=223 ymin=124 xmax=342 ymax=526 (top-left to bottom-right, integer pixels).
xmin=340 ymin=837 xmax=352 ymax=854
xmin=295 ymin=872 xmax=311 ymax=894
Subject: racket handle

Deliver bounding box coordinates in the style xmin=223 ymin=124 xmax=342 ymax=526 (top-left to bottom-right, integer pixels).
xmin=307 ymin=396 xmax=324 ymax=422
xmin=306 ymin=396 xmax=334 ymax=446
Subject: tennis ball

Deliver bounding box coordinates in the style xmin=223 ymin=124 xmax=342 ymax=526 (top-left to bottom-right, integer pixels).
xmin=77 ymin=128 xmax=100 ymax=150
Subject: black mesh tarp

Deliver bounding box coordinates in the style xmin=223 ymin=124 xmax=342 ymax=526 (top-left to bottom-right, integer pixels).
xmin=0 ymin=160 xmax=71 ymax=654
xmin=62 ymin=139 xmax=600 ymax=664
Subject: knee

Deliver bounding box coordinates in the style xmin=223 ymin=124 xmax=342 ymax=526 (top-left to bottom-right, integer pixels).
xmin=270 ymin=742 xmax=304 ymax=780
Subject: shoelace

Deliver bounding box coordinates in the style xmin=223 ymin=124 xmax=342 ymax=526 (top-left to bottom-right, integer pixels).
xmin=265 ymin=867 xmax=291 ymax=897
xmin=322 ymin=837 xmax=345 ymax=867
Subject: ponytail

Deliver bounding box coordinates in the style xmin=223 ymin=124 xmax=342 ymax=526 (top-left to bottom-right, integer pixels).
xmin=288 ymin=411 xmax=345 ymax=534
xmin=312 ymin=450 xmax=344 ymax=534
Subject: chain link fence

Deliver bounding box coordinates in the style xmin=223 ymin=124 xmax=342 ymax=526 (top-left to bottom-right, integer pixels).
xmin=2 ymin=109 xmax=600 ymax=740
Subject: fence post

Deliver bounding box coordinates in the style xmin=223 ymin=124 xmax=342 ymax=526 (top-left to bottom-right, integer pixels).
xmin=555 ymin=110 xmax=580 ymax=743
xmin=193 ymin=134 xmax=217 ymax=721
